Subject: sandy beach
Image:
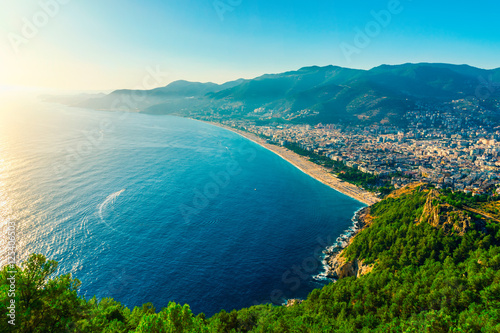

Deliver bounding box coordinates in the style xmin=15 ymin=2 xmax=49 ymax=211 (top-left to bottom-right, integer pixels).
xmin=206 ymin=121 xmax=381 ymax=206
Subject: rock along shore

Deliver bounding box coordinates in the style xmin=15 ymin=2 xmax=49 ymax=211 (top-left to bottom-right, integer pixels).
xmin=322 ymin=207 xmax=374 ymax=280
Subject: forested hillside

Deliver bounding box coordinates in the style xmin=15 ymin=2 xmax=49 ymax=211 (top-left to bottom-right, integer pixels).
xmin=2 ymin=184 xmax=500 ymax=332
xmin=73 ymin=63 xmax=500 ymax=127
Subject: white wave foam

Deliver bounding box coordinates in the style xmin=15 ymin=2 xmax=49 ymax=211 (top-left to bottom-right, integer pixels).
xmin=98 ymin=189 xmax=126 ymax=223
xmin=313 ymin=207 xmax=365 ymax=281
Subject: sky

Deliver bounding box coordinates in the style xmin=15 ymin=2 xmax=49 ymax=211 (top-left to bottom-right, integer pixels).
xmin=1 ymin=0 xmax=499 ymax=91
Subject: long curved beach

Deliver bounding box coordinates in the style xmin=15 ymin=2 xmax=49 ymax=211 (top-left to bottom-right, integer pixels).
xmin=203 ymin=121 xmax=381 ymax=206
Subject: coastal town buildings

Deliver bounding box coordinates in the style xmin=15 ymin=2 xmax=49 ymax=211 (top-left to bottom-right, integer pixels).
xmin=190 ymin=96 xmax=500 ymax=197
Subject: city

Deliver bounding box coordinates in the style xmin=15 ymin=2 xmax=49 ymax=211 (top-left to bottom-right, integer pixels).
xmin=195 ymin=96 xmax=500 ymax=198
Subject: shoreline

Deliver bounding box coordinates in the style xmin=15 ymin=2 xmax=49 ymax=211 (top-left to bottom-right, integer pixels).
xmin=201 ymin=120 xmax=380 ymax=206
xmin=318 ymin=207 xmax=370 ymax=280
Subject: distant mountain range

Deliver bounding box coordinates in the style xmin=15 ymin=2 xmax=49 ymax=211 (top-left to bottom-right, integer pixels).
xmin=73 ymin=63 xmax=500 ymax=126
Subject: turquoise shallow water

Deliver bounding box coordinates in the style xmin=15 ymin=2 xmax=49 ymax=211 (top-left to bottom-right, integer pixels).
xmin=0 ymin=95 xmax=364 ymax=316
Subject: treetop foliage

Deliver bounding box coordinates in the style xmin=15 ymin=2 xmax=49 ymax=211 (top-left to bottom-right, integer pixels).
xmin=2 ymin=186 xmax=500 ymax=332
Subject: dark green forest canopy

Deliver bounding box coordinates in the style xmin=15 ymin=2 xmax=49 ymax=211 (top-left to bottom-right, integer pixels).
xmin=2 ymin=185 xmax=500 ymax=332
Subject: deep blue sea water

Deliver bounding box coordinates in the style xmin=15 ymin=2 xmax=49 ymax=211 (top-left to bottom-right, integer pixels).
xmin=0 ymin=94 xmax=364 ymax=316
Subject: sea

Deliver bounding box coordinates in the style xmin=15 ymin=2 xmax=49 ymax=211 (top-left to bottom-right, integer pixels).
xmin=0 ymin=93 xmax=364 ymax=316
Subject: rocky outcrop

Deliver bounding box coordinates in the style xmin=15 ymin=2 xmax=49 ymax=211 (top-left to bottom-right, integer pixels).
xmin=326 ymin=252 xmax=373 ymax=279
xmin=419 ymin=190 xmax=472 ymax=235
xmin=323 ymin=184 xmax=480 ymax=281
xmin=323 ymin=207 xmax=374 ymax=280
xmin=285 ymin=299 xmax=303 ymax=307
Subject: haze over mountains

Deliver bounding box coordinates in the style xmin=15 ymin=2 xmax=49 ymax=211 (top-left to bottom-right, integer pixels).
xmin=74 ymin=63 xmax=500 ymax=126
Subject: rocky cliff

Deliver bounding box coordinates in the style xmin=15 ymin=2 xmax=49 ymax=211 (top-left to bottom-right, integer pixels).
xmin=325 ymin=207 xmax=374 ymax=280
xmin=326 ymin=255 xmax=373 ymax=280
xmin=418 ymin=189 xmax=472 ymax=235
xmin=325 ymin=183 xmax=482 ymax=281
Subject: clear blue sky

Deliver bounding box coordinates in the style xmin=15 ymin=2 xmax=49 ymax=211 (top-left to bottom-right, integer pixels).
xmin=1 ymin=0 xmax=499 ymax=90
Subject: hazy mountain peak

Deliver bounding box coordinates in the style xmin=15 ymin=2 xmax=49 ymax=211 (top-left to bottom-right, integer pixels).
xmin=76 ymin=62 xmax=499 ymax=125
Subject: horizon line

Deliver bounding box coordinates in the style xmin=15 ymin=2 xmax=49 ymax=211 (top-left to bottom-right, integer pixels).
xmin=4 ymin=61 xmax=499 ymax=94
